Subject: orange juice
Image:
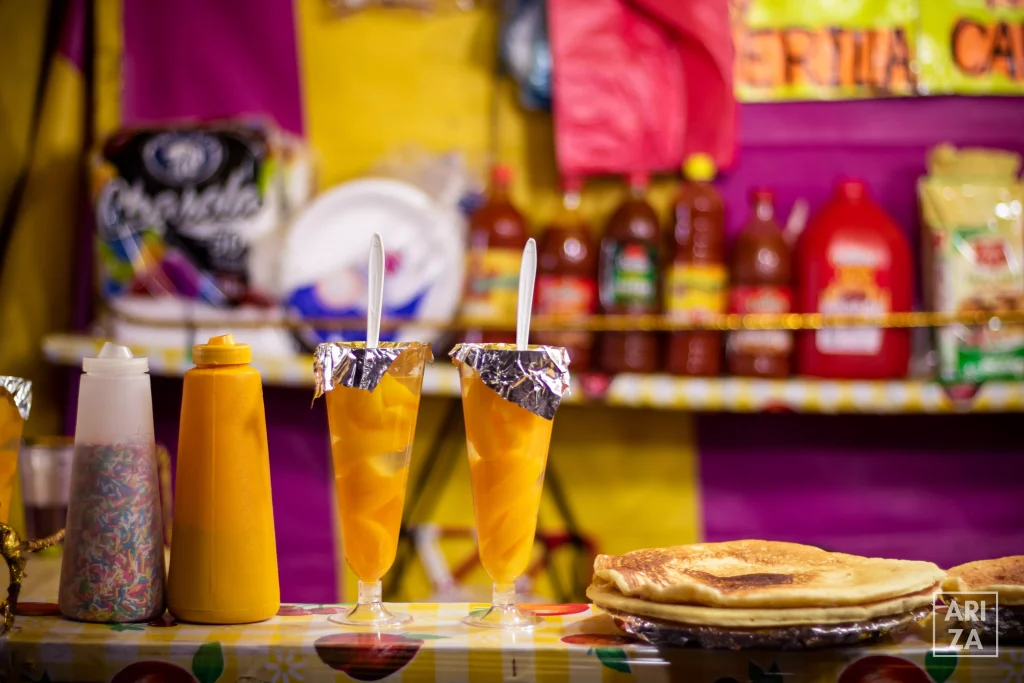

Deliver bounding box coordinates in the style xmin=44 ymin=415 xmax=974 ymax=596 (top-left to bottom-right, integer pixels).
xmin=0 ymin=396 xmax=25 ymax=525
xmin=460 ymin=370 xmax=553 ymax=584
xmin=326 ymin=356 xmax=425 ymax=583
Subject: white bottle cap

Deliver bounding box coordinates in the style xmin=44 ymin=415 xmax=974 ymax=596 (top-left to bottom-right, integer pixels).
xmin=82 ymin=342 xmax=150 ymax=375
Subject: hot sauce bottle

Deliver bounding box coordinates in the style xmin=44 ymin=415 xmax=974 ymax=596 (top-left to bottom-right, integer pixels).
xmin=598 ymin=171 xmax=660 ymax=374
xmin=727 ymin=188 xmax=793 ymax=378
xmin=462 ymin=164 xmax=530 ymax=344
xmin=534 ymin=177 xmax=598 ymax=371
xmin=665 ymin=154 xmax=726 ymax=376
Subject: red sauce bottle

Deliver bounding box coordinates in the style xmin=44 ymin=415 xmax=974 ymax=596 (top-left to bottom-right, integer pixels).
xmin=598 ymin=172 xmax=660 ymax=374
xmin=797 ymin=179 xmax=911 ymax=378
xmin=665 ymin=155 xmax=726 ymax=376
xmin=727 ymin=189 xmax=793 ymax=378
xmin=462 ymin=164 xmax=529 ymax=344
xmin=534 ymin=177 xmax=598 ymax=371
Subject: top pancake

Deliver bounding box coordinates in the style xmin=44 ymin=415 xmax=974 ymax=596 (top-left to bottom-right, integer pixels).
xmin=944 ymin=556 xmax=1024 ymax=605
xmin=594 ymin=540 xmax=944 ymax=608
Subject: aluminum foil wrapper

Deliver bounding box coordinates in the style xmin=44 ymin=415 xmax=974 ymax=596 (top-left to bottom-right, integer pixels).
xmin=449 ymin=343 xmax=570 ymax=420
xmin=313 ymin=342 xmax=432 ymax=398
xmin=943 ymin=601 xmax=1024 ymax=645
xmin=604 ymin=606 xmax=931 ymax=650
xmin=0 ymin=376 xmax=32 ymax=421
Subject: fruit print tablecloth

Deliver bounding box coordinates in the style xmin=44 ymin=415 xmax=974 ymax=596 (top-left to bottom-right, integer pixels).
xmin=1 ymin=602 xmax=1020 ymax=682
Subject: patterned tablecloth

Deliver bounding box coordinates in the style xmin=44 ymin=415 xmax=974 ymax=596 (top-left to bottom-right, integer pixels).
xmin=1 ymin=602 xmax=1020 ymax=682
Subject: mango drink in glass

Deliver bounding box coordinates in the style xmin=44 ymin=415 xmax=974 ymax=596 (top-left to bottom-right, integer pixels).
xmin=451 ymin=344 xmax=570 ymax=629
xmin=0 ymin=377 xmax=32 ymax=525
xmin=315 ymin=341 xmax=431 ymax=627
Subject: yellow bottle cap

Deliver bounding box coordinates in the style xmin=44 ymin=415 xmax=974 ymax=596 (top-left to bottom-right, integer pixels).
xmin=683 ymin=153 xmax=716 ymax=182
xmin=193 ymin=334 xmax=252 ymax=365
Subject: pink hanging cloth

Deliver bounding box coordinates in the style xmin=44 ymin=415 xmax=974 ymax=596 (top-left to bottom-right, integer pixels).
xmin=628 ymin=0 xmax=736 ymax=169
xmin=547 ymin=0 xmax=735 ymax=177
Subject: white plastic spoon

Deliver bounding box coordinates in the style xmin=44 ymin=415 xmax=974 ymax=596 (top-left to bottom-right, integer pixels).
xmin=516 ymin=238 xmax=537 ymax=351
xmin=366 ymin=232 xmax=385 ymax=349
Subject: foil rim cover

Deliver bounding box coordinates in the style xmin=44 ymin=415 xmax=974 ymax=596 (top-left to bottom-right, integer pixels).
xmin=449 ymin=343 xmax=570 ymax=420
xmin=604 ymin=605 xmax=931 ymax=650
xmin=313 ymin=341 xmax=433 ymax=398
xmin=0 ymin=376 xmax=32 ymax=421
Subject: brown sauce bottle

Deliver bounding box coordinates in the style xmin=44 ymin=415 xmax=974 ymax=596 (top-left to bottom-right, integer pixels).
xmin=727 ymin=188 xmax=793 ymax=378
xmin=665 ymin=155 xmax=726 ymax=376
xmin=534 ymin=177 xmax=598 ymax=371
xmin=598 ymin=172 xmax=660 ymax=374
xmin=462 ymin=164 xmax=529 ymax=344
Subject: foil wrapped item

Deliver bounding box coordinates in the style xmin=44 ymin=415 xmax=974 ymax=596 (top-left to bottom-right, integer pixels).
xmin=604 ymin=606 xmax=931 ymax=651
xmin=314 ymin=342 xmax=433 ymax=398
xmin=943 ymin=602 xmax=1024 ymax=645
xmin=0 ymin=376 xmax=32 ymax=421
xmin=450 ymin=343 xmax=570 ymax=419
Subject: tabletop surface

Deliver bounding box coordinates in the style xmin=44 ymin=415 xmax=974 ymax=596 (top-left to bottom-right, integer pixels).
xmin=1 ymin=601 xmax=1020 ymax=682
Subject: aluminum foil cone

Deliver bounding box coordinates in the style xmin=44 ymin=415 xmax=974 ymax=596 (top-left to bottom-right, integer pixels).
xmin=450 ymin=344 xmax=570 ymax=420
xmin=0 ymin=376 xmax=32 ymax=421
xmin=314 ymin=342 xmax=433 ymax=398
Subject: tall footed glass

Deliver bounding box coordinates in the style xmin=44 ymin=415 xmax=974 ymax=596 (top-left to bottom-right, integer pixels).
xmin=452 ymin=344 xmax=569 ymax=629
xmin=317 ymin=342 xmax=431 ymax=628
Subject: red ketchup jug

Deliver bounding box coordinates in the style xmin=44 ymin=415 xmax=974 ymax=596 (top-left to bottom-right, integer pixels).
xmin=797 ymin=179 xmax=912 ymax=379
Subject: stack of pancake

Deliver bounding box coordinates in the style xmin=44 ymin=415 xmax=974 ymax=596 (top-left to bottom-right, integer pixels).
xmin=587 ymin=540 xmax=944 ymax=649
xmin=944 ymin=555 xmax=1024 ymax=644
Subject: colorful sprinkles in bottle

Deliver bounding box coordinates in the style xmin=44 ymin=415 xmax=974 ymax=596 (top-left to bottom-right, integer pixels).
xmin=59 ymin=440 xmax=164 ymax=622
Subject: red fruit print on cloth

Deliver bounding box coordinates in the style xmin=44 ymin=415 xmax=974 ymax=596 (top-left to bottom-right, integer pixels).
xmin=314 ymin=633 xmax=422 ymax=682
xmin=522 ymin=603 xmax=590 ymax=616
xmin=561 ymin=633 xmax=643 ymax=647
xmin=838 ymin=655 xmax=932 ymax=683
xmin=277 ymin=604 xmax=348 ymax=617
xmin=15 ymin=602 xmax=61 ymax=617
xmin=110 ymin=661 xmax=197 ymax=683
xmin=147 ymin=612 xmax=179 ymax=627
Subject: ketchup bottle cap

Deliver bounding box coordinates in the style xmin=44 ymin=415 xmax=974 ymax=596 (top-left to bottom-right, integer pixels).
xmin=627 ymin=170 xmax=650 ymax=189
xmin=561 ymin=175 xmax=583 ymax=193
xmin=836 ymin=178 xmax=868 ymax=201
xmin=490 ymin=163 xmax=513 ymax=187
xmin=683 ymin=154 xmax=716 ymax=182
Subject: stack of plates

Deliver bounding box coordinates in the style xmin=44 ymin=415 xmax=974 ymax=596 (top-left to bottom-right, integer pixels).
xmin=280 ymin=178 xmax=465 ymax=350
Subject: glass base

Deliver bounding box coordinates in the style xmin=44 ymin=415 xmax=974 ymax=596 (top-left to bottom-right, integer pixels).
xmin=327 ymin=605 xmax=411 ymax=628
xmin=462 ymin=604 xmax=540 ymax=629
xmin=328 ymin=580 xmax=411 ymax=628
xmin=463 ymin=582 xmax=540 ymax=629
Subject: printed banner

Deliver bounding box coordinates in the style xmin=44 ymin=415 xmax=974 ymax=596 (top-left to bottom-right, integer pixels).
xmin=919 ymin=0 xmax=1024 ymax=94
xmin=731 ymin=0 xmax=918 ymax=101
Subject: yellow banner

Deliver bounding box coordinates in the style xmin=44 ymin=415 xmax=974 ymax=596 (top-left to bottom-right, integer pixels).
xmin=731 ymin=0 xmax=918 ymax=101
xmin=919 ymin=0 xmax=1024 ymax=95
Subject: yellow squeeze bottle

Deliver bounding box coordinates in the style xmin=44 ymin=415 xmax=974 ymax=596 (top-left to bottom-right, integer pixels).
xmin=166 ymin=335 xmax=279 ymax=623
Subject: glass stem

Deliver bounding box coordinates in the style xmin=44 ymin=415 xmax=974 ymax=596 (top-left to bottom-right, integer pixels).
xmin=493 ymin=582 xmax=516 ymax=609
xmin=358 ymin=580 xmax=383 ymax=606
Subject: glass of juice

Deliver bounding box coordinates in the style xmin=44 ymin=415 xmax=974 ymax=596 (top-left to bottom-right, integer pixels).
xmin=451 ymin=344 xmax=569 ymax=629
xmin=0 ymin=377 xmax=32 ymax=526
xmin=317 ymin=342 xmax=431 ymax=627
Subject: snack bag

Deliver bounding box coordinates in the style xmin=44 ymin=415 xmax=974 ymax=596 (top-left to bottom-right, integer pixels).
xmin=92 ymin=119 xmax=312 ymax=311
xmin=919 ymin=144 xmax=1024 ymax=383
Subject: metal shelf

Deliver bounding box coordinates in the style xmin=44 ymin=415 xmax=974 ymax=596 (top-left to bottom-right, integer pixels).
xmin=43 ymin=334 xmax=1024 ymax=413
